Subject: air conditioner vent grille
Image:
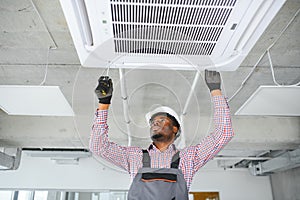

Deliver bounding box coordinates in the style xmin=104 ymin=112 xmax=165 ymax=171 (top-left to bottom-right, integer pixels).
xmin=110 ymin=0 xmax=236 ymax=55
xmin=114 ymin=40 xmax=216 ymax=55
xmin=110 ymin=0 xmax=237 ymax=7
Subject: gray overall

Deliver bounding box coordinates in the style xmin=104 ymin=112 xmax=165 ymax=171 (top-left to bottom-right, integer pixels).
xmin=127 ymin=150 xmax=189 ymax=200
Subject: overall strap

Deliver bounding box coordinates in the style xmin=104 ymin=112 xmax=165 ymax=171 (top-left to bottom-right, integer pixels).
xmin=142 ymin=149 xmax=180 ymax=168
xmin=142 ymin=149 xmax=151 ymax=168
xmin=171 ymin=151 xmax=180 ymax=169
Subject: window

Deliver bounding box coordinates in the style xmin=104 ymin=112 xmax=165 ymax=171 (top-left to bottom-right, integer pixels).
xmin=0 ymin=191 xmax=48 ymax=200
xmin=34 ymin=191 xmax=48 ymax=200
xmin=0 ymin=191 xmax=12 ymax=200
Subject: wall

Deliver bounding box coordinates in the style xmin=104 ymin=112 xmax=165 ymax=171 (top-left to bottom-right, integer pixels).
xmin=0 ymin=153 xmax=273 ymax=200
xmin=191 ymin=169 xmax=273 ymax=200
xmin=270 ymin=167 xmax=300 ymax=200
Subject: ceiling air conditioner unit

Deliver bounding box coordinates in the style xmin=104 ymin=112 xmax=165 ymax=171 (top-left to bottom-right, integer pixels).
xmin=59 ymin=0 xmax=286 ymax=70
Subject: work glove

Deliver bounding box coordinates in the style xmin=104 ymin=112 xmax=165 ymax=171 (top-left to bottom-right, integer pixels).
xmin=95 ymin=76 xmax=113 ymax=104
xmin=205 ymin=69 xmax=221 ymax=92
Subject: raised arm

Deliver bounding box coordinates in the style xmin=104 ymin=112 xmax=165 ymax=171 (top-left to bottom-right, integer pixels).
xmin=184 ymin=70 xmax=234 ymax=171
xmin=89 ymin=76 xmax=130 ymax=172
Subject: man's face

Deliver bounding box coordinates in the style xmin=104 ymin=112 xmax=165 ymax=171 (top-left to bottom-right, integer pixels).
xmin=149 ymin=115 xmax=177 ymax=142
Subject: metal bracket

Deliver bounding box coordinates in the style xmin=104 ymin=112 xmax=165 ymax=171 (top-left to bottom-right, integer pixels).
xmin=0 ymin=148 xmax=22 ymax=170
xmin=248 ymin=148 xmax=300 ymax=176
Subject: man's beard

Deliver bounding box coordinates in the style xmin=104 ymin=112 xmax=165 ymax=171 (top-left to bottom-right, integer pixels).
xmin=151 ymin=133 xmax=163 ymax=140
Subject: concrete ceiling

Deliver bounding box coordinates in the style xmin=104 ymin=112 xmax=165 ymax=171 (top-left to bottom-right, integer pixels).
xmin=0 ymin=0 xmax=299 ymax=167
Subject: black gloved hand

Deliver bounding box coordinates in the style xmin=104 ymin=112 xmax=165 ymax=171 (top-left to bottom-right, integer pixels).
xmin=205 ymin=69 xmax=221 ymax=92
xmin=95 ymin=76 xmax=113 ymax=104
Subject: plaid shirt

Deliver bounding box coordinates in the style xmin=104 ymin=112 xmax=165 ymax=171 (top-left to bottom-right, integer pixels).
xmin=89 ymin=95 xmax=234 ymax=190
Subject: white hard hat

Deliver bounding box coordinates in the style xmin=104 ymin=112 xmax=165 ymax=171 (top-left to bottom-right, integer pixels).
xmin=145 ymin=106 xmax=182 ymax=138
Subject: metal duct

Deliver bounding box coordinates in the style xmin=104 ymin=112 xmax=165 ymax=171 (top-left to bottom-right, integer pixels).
xmin=23 ymin=148 xmax=92 ymax=165
xmin=0 ymin=148 xmax=21 ymax=170
xmin=248 ymin=149 xmax=300 ymax=176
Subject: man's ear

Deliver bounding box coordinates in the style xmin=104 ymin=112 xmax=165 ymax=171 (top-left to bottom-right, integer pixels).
xmin=172 ymin=126 xmax=178 ymax=134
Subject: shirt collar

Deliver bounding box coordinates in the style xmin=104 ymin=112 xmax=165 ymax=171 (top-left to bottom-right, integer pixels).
xmin=148 ymin=143 xmax=177 ymax=152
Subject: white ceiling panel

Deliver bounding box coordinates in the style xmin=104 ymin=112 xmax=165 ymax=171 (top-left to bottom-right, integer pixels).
xmin=235 ymin=86 xmax=300 ymax=116
xmin=0 ymin=85 xmax=74 ymax=116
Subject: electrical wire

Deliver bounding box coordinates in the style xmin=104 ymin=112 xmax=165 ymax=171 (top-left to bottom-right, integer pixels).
xmin=30 ymin=0 xmax=58 ymax=49
xmin=227 ymin=51 xmax=266 ymax=102
xmin=70 ymin=55 xmax=131 ymax=173
xmin=105 ymin=61 xmax=111 ymax=76
xmin=71 ymin=65 xmax=83 ymax=144
xmin=177 ymin=55 xmax=213 ymax=141
xmin=267 ymin=8 xmax=300 ymax=51
xmin=70 ymin=64 xmax=101 ymax=150
xmin=219 ymin=71 xmax=227 ymax=97
xmin=195 ymin=70 xmax=215 ymax=137
xmin=39 ymin=46 xmax=51 ymax=85
xmin=267 ymin=49 xmax=300 ymax=86
xmin=266 ymin=7 xmax=300 ymax=87
xmin=228 ymin=7 xmax=300 ymax=102
xmin=70 ymin=64 xmax=127 ymax=173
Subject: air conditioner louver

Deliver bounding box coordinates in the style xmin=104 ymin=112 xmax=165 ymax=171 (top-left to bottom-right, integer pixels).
xmin=59 ymin=0 xmax=286 ymax=70
xmin=110 ymin=0 xmax=235 ymax=55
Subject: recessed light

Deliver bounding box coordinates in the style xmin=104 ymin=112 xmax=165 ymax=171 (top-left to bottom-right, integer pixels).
xmin=235 ymin=86 xmax=300 ymax=116
xmin=0 ymin=85 xmax=74 ymax=116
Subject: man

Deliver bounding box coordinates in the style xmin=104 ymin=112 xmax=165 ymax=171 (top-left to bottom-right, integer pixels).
xmin=89 ymin=70 xmax=234 ymax=198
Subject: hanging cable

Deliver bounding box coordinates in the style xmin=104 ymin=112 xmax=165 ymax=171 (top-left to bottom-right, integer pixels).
xmin=30 ymin=0 xmax=58 ymax=49
xmin=219 ymin=71 xmax=227 ymax=97
xmin=71 ymin=56 xmax=123 ymax=148
xmin=39 ymin=46 xmax=51 ymax=85
xmin=105 ymin=61 xmax=111 ymax=76
xmin=267 ymin=8 xmax=300 ymax=51
xmin=267 ymin=50 xmax=300 ymax=86
xmin=70 ymin=64 xmax=127 ymax=173
xmin=103 ymin=55 xmax=124 ymax=76
xmin=69 ymin=55 xmax=129 ymax=173
xmin=228 ymin=51 xmax=266 ymax=102
xmin=177 ymin=55 xmax=210 ymax=145
xmin=228 ymin=7 xmax=300 ymax=102
xmin=266 ymin=7 xmax=300 ymax=86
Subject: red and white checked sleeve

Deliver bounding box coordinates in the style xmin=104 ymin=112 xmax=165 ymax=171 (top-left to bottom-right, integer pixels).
xmin=89 ymin=109 xmax=131 ymax=172
xmin=183 ymin=95 xmax=234 ymax=172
